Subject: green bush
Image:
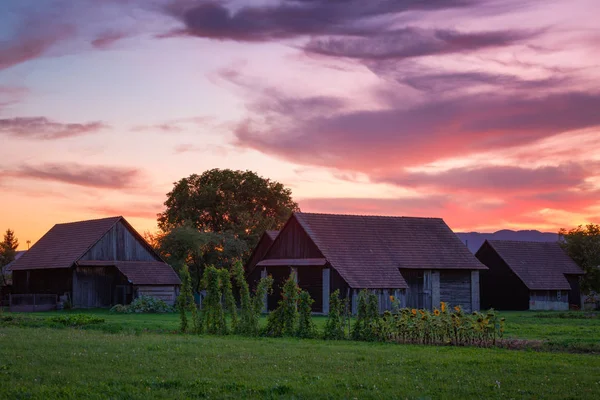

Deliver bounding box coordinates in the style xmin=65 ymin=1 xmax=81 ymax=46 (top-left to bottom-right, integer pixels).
xmin=177 ymin=265 xmax=197 ymax=332
xmin=48 ymin=314 xmax=104 ymax=327
xmin=232 ymin=261 xmax=273 ymax=336
xmin=121 ymin=296 xmax=174 ymax=314
xmin=323 ymin=290 xmax=346 ymax=340
xmin=109 ymin=304 xmax=127 ymax=313
xmin=265 ymin=273 xmax=300 ymax=337
xmin=297 ymin=290 xmax=316 ymax=338
xmin=199 ymin=266 xmax=227 ymax=335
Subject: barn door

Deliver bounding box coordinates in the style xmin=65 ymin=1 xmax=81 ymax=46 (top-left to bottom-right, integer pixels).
xmin=81 ymin=282 xmax=90 ymax=308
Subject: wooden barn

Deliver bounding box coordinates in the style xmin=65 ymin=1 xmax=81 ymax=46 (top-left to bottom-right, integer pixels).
xmin=247 ymin=212 xmax=487 ymax=314
xmin=10 ymin=216 xmax=180 ymax=310
xmin=476 ymin=240 xmax=584 ymax=310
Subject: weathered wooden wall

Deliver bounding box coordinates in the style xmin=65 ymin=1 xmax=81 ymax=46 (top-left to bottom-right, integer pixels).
xmin=266 ymin=266 xmax=292 ymax=310
xmin=477 ymin=242 xmax=529 ymax=310
xmin=80 ymin=221 xmax=158 ymax=262
xmin=566 ymin=275 xmax=582 ymax=309
xmin=529 ymin=290 xmax=569 ymax=310
xmin=297 ymin=267 xmax=323 ymax=312
xmin=73 ymin=266 xmax=119 ymax=308
xmin=264 ymin=217 xmax=324 ymax=260
xmin=440 ymin=271 xmax=472 ymax=312
xmin=136 ymin=285 xmax=177 ymax=305
xmin=12 ymin=269 xmax=72 ymax=295
xmin=401 ymin=269 xmax=432 ymax=310
xmin=246 ymin=234 xmax=274 ymax=291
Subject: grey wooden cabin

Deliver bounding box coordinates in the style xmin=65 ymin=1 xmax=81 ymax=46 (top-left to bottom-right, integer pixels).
xmin=248 ymin=212 xmax=487 ymax=314
xmin=10 ymin=216 xmax=180 ymax=309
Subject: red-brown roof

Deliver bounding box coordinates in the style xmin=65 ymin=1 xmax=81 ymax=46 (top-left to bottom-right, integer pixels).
xmin=11 ymin=216 xmax=122 ymax=270
xmin=77 ymin=260 xmax=181 ymax=285
xmin=293 ymin=213 xmax=486 ymax=289
xmin=484 ymin=240 xmax=583 ymax=290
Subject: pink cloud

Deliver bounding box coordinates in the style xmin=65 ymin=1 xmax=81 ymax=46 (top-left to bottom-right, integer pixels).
xmin=2 ymin=163 xmax=144 ymax=190
xmin=0 ymin=117 xmax=107 ymax=140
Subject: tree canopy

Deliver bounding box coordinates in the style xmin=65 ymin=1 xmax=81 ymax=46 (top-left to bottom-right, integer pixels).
xmin=559 ymin=224 xmax=600 ymax=294
xmin=158 ymin=169 xmax=298 ymax=247
xmin=154 ymin=169 xmax=299 ymax=291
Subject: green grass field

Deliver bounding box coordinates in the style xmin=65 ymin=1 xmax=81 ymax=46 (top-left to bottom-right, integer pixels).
xmin=1 ymin=310 xmax=599 ymax=399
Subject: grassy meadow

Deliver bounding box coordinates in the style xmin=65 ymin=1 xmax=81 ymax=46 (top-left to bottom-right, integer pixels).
xmin=0 ymin=310 xmax=599 ymax=399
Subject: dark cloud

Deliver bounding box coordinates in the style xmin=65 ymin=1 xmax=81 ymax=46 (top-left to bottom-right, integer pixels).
xmin=0 ymin=117 xmax=107 ymax=140
xmin=3 ymin=163 xmax=144 ymax=189
xmin=305 ymin=28 xmax=537 ymax=60
xmin=164 ymin=0 xmax=477 ymax=41
xmin=91 ymin=31 xmax=129 ymax=49
xmin=235 ymin=91 xmax=600 ymax=171
xmin=0 ymin=25 xmax=75 ymax=71
xmin=368 ymin=65 xmax=568 ymax=93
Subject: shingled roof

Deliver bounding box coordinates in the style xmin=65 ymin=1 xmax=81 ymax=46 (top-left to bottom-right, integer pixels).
xmin=293 ymin=213 xmax=486 ymax=289
xmin=77 ymin=260 xmax=181 ymax=285
xmin=483 ymin=240 xmax=584 ymax=290
xmin=10 ymin=216 xmax=180 ymax=286
xmin=11 ymin=216 xmax=122 ymax=270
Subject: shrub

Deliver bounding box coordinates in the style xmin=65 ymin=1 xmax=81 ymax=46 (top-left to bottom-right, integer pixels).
xmin=109 ymin=304 xmax=127 ymax=313
xmin=351 ymin=290 xmax=380 ymax=341
xmin=127 ymin=295 xmax=174 ymax=314
xmin=323 ymin=290 xmax=346 ymax=340
xmin=177 ymin=265 xmax=197 ymax=332
xmin=232 ymin=261 xmax=273 ymax=336
xmin=265 ymin=273 xmax=300 ymax=337
xmin=199 ymin=266 xmax=227 ymax=335
xmin=220 ymin=268 xmax=238 ymax=332
xmin=48 ymin=315 xmax=104 ymax=327
xmin=297 ymin=290 xmax=316 ymax=338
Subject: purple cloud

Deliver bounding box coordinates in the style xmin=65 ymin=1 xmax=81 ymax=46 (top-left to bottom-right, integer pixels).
xmin=3 ymin=163 xmax=144 ymax=189
xmin=235 ymin=91 xmax=600 ymax=171
xmin=0 ymin=117 xmax=107 ymax=140
xmin=164 ymin=0 xmax=477 ymax=41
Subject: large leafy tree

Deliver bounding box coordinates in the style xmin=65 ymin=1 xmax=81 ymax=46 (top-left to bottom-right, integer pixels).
xmin=559 ymin=224 xmax=600 ymax=294
xmin=154 ymin=169 xmax=298 ymax=290
xmin=0 ymin=229 xmax=19 ymax=286
xmin=158 ymin=169 xmax=298 ymax=248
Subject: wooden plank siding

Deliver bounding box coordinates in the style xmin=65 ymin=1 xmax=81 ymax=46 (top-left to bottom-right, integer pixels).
xmin=73 ymin=266 xmax=121 ymax=308
xmin=80 ymin=221 xmax=158 ymax=262
xmin=12 ymin=269 xmax=72 ymax=295
xmin=440 ymin=271 xmax=472 ymax=313
xmin=136 ymin=285 xmax=177 ymax=305
xmin=297 ymin=267 xmax=323 ymax=312
xmin=529 ymin=290 xmax=569 ymax=310
xmin=264 ymin=217 xmax=324 ymax=260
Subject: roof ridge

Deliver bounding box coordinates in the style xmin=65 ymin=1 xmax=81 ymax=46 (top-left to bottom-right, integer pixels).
xmin=54 ymin=215 xmax=122 ymax=226
xmin=295 ymin=211 xmax=443 ymax=220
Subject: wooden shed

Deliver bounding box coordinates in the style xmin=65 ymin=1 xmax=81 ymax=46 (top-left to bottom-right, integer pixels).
xmin=476 ymin=240 xmax=584 ymax=310
xmin=247 ymin=212 xmax=487 ymax=314
xmin=10 ymin=216 xmax=180 ymax=310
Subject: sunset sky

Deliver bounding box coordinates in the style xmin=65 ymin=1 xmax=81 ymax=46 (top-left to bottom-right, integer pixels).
xmin=1 ymin=0 xmax=599 ymax=249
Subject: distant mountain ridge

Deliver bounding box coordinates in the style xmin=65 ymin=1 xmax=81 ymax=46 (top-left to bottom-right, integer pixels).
xmin=456 ymin=230 xmax=559 ymax=253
